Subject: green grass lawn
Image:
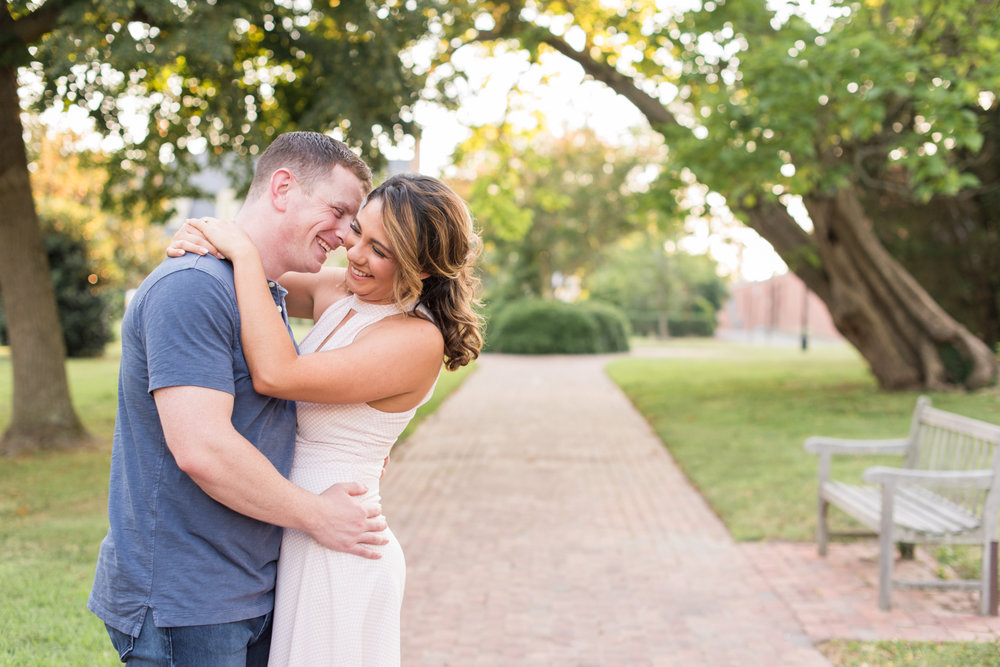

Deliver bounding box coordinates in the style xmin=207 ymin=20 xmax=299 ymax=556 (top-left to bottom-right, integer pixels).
xmin=0 ymin=345 xmax=474 ymax=666
xmin=607 ymin=338 xmax=1000 ymax=666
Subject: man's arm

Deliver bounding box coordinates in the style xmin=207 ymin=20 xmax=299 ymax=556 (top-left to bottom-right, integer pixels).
xmin=154 ymin=385 xmax=388 ymax=558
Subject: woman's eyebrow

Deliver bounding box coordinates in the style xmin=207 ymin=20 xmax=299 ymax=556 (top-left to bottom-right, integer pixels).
xmin=355 ymin=219 xmax=394 ymax=256
xmin=371 ymin=238 xmax=394 ymax=256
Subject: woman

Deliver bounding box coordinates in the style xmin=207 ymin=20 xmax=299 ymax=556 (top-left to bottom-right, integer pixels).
xmin=173 ymin=174 xmax=482 ymax=665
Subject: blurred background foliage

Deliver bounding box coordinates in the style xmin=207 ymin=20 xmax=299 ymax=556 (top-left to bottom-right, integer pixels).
xmin=0 ymin=125 xmax=165 ymax=356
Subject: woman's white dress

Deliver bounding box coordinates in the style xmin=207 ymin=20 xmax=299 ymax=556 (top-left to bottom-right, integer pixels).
xmin=268 ymin=294 xmax=435 ymax=666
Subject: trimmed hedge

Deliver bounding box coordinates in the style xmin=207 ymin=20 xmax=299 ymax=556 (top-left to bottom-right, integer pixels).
xmin=666 ymin=315 xmax=715 ymax=338
xmin=487 ymin=299 xmax=630 ymax=354
xmin=582 ymin=300 xmax=632 ymax=352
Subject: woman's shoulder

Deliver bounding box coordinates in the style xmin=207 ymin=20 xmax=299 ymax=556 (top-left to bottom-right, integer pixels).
xmin=362 ymin=310 xmax=443 ymax=350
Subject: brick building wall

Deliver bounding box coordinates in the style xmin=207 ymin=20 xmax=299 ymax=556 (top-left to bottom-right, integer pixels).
xmin=716 ymin=272 xmax=842 ymax=344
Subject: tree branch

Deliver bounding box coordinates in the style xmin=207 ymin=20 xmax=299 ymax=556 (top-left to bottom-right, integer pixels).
xmin=538 ymin=32 xmax=676 ymax=128
xmin=743 ymin=200 xmax=829 ymax=301
xmin=470 ymin=22 xmax=677 ymax=129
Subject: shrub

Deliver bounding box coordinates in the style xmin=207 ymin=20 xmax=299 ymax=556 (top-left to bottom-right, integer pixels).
xmin=667 ymin=315 xmax=716 ymax=337
xmin=45 ymin=223 xmax=114 ymax=357
xmin=487 ymin=299 xmax=630 ymax=354
xmin=0 ymin=221 xmax=113 ymax=357
xmin=578 ymin=300 xmax=631 ymax=352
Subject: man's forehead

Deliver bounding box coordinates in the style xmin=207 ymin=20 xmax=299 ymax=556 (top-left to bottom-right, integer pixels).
xmin=314 ymin=168 xmax=366 ymax=209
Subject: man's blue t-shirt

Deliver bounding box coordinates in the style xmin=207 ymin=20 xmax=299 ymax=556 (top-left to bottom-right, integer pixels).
xmin=88 ymin=254 xmax=297 ymax=635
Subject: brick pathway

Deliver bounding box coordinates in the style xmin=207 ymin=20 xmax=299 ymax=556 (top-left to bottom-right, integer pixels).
xmin=743 ymin=541 xmax=1000 ymax=643
xmin=380 ymin=354 xmax=1000 ymax=666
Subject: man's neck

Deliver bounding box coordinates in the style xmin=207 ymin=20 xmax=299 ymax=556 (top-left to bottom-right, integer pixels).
xmin=234 ymin=207 xmax=283 ymax=279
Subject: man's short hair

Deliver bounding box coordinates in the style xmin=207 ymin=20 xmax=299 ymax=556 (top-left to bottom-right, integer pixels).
xmin=247 ymin=131 xmax=373 ymax=200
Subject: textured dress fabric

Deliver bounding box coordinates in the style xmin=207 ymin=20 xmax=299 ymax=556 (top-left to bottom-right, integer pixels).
xmin=268 ymin=294 xmax=435 ymax=666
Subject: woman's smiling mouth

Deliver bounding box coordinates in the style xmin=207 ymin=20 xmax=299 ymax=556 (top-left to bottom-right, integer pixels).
xmin=349 ymin=265 xmax=373 ymax=279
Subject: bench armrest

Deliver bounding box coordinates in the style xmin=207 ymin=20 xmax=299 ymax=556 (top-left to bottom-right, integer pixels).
xmin=803 ymin=436 xmax=910 ymax=456
xmin=862 ymin=466 xmax=995 ymax=489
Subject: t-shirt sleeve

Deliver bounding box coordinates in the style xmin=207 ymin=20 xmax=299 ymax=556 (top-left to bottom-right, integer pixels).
xmin=141 ymin=268 xmax=239 ymax=395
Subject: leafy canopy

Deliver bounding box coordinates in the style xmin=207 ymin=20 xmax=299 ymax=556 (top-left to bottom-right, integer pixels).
xmin=9 ymin=0 xmax=432 ymax=216
xmin=425 ymin=0 xmax=1000 ymax=206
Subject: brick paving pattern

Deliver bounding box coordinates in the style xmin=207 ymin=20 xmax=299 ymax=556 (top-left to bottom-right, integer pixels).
xmin=743 ymin=541 xmax=1000 ymax=643
xmin=380 ymin=354 xmax=1000 ymax=666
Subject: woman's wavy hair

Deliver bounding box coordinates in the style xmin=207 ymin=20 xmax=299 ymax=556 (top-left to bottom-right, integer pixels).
xmin=369 ymin=174 xmax=483 ymax=370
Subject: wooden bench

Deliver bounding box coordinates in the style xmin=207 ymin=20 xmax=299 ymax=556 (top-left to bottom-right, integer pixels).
xmin=804 ymin=396 xmax=1000 ymax=615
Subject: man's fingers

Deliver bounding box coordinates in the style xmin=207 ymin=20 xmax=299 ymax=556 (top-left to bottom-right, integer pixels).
xmin=356 ymin=529 xmax=390 ymax=546
xmin=339 ymin=481 xmax=369 ymax=497
xmin=348 ymin=546 xmax=383 ymax=560
xmin=365 ymin=516 xmax=388 ymax=532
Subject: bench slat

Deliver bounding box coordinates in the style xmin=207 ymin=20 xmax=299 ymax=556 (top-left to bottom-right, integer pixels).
xmin=895 ymin=486 xmax=980 ymax=532
xmin=823 ymin=482 xmax=980 ymax=535
xmin=920 ymin=407 xmax=1000 ymax=443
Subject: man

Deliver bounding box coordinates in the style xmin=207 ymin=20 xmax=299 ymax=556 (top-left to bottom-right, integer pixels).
xmin=88 ymin=132 xmax=387 ymax=665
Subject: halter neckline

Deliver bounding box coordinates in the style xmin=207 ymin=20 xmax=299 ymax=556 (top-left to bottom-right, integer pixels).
xmin=347 ymin=293 xmax=405 ymax=317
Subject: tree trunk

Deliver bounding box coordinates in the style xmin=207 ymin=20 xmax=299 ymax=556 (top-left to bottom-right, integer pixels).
xmin=746 ymin=189 xmax=997 ymax=390
xmin=0 ymin=61 xmax=88 ymax=455
xmin=538 ymin=252 xmax=554 ymax=300
xmin=654 ymin=247 xmax=670 ymax=339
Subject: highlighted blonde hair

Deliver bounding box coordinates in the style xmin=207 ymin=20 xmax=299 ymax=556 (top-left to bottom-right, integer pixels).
xmin=369 ymin=174 xmax=483 ymax=370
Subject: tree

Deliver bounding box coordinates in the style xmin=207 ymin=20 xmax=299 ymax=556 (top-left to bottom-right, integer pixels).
xmin=28 ymin=125 xmax=166 ymax=294
xmin=0 ymin=127 xmax=166 ymax=355
xmin=1 ymin=1 xmax=429 ymax=453
xmin=456 ymin=122 xmax=667 ymax=303
xmin=433 ymin=0 xmax=1000 ymax=390
xmin=587 ymin=231 xmax=727 ymax=338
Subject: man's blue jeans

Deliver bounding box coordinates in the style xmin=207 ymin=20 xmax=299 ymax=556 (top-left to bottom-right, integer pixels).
xmin=105 ymin=610 xmax=272 ymax=666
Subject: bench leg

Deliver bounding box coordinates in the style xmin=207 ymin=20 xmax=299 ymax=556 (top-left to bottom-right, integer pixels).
xmin=982 ymin=541 xmax=998 ymax=616
xmin=878 ymin=487 xmax=894 ymax=611
xmin=878 ymin=529 xmax=894 ymax=611
xmin=817 ymin=495 xmax=829 ymax=557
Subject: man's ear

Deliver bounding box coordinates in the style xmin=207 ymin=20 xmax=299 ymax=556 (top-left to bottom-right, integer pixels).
xmin=270 ymin=168 xmax=294 ymax=212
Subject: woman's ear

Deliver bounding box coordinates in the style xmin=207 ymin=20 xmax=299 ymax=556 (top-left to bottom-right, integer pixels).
xmin=419 ymin=271 xmax=431 ymax=280
xmin=270 ymin=168 xmax=294 ymax=212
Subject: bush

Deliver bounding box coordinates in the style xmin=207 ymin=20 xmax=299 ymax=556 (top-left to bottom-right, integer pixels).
xmin=667 ymin=315 xmax=716 ymax=337
xmin=487 ymin=299 xmax=630 ymax=354
xmin=47 ymin=223 xmax=114 ymax=357
xmin=0 ymin=221 xmax=113 ymax=357
xmin=579 ymin=300 xmax=631 ymax=352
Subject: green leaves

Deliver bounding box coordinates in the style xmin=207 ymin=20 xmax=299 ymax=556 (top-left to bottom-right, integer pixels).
xmin=16 ymin=0 xmax=432 ymax=214
xmin=458 ymin=122 xmax=667 ymax=301
xmin=449 ymin=0 xmax=999 ymax=211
